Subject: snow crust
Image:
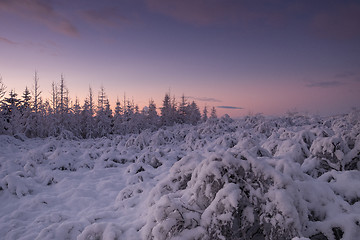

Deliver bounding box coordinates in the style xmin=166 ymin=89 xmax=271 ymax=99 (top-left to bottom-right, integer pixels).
xmin=1 ymin=112 xmax=359 ymax=239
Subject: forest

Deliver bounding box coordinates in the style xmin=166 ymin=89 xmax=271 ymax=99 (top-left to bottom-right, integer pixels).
xmin=0 ymin=73 xmax=216 ymax=139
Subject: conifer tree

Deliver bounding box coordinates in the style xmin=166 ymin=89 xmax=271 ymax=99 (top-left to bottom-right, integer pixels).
xmin=21 ymin=87 xmax=31 ymax=110
xmin=32 ymin=71 xmax=41 ymax=113
xmin=81 ymin=98 xmax=92 ymax=138
xmin=147 ymin=99 xmax=159 ymax=129
xmin=0 ymin=76 xmax=6 ymax=100
xmin=19 ymin=87 xmax=32 ymax=135
xmin=188 ymin=101 xmax=201 ymax=125
xmin=113 ymin=97 xmax=123 ymax=134
xmin=210 ymin=106 xmax=217 ymax=119
xmin=0 ymin=76 xmax=6 ymax=134
xmin=95 ymin=87 xmax=112 ymax=137
xmin=50 ymin=81 xmax=58 ymax=113
xmin=88 ymin=86 xmax=94 ymax=117
xmin=161 ymin=93 xmax=173 ymax=126
xmin=97 ymin=86 xmax=106 ymax=112
xmin=59 ymin=74 xmax=67 ymax=115
xmin=37 ymin=97 xmax=49 ymax=137
xmin=178 ymin=94 xmax=188 ymax=124
xmin=3 ymin=90 xmax=21 ymax=134
xmin=80 ymin=87 xmax=95 ymax=138
xmin=202 ymin=105 xmax=208 ymax=122
xmin=71 ymin=97 xmax=82 ymax=137
xmin=55 ymin=75 xmax=71 ymax=132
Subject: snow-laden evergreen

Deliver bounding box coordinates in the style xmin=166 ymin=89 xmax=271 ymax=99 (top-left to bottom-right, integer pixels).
xmin=1 ymin=112 xmax=359 ymax=239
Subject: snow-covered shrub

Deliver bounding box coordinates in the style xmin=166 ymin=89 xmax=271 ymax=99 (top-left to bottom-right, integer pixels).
xmin=344 ymin=141 xmax=360 ymax=170
xmin=77 ymin=223 xmax=122 ymax=240
xmin=125 ymin=130 xmax=152 ymax=150
xmin=0 ymin=171 xmax=34 ymax=197
xmin=310 ymin=135 xmax=349 ymax=172
xmin=142 ymin=151 xmax=309 ymax=240
xmin=150 ymin=129 xmax=177 ymax=146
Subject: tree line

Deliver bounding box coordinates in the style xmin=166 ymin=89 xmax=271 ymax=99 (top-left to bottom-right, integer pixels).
xmin=0 ymin=73 xmax=217 ymax=138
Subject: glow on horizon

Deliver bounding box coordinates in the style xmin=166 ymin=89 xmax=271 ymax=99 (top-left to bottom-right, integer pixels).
xmin=1 ymin=0 xmax=360 ymax=118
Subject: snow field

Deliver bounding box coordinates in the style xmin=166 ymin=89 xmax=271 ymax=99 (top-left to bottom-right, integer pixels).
xmin=1 ymin=112 xmax=360 ymax=239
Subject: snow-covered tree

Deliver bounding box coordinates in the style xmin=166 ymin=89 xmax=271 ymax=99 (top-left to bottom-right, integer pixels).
xmin=0 ymin=76 xmax=6 ymax=100
xmin=202 ymin=105 xmax=208 ymax=122
xmin=19 ymin=87 xmax=32 ymax=134
xmin=146 ymin=99 xmax=159 ymax=129
xmin=37 ymin=97 xmax=51 ymax=137
xmin=50 ymin=81 xmax=58 ymax=113
xmin=161 ymin=93 xmax=178 ymax=126
xmin=210 ymin=106 xmax=217 ymax=119
xmin=88 ymin=86 xmax=95 ymax=118
xmin=188 ymin=101 xmax=201 ymax=125
xmin=70 ymin=97 xmax=82 ymax=137
xmin=95 ymin=87 xmax=112 ymax=137
xmin=97 ymin=85 xmax=106 ymax=112
xmin=21 ymin=87 xmax=31 ymax=110
xmin=80 ymin=87 xmax=95 ymax=138
xmin=178 ymin=94 xmax=189 ymax=124
xmin=0 ymin=77 xmax=7 ymax=134
xmin=113 ymin=97 xmax=123 ymax=134
xmin=32 ymin=71 xmax=41 ymax=113
xmin=58 ymin=74 xmax=70 ymax=116
xmin=2 ymin=90 xmax=22 ymax=135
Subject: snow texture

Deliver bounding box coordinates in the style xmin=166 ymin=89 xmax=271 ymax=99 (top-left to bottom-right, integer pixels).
xmin=1 ymin=112 xmax=360 ymax=240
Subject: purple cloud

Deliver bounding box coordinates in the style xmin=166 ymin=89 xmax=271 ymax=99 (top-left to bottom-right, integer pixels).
xmin=217 ymin=106 xmax=243 ymax=110
xmin=82 ymin=8 xmax=129 ymax=28
xmin=146 ymin=0 xmax=287 ymax=26
xmin=334 ymin=71 xmax=357 ymax=79
xmin=0 ymin=0 xmax=79 ymax=37
xmin=0 ymin=36 xmax=18 ymax=45
xmin=187 ymin=96 xmax=222 ymax=103
xmin=306 ymin=81 xmax=345 ymax=88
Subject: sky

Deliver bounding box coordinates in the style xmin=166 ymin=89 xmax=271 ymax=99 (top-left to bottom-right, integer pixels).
xmin=0 ymin=0 xmax=360 ymax=117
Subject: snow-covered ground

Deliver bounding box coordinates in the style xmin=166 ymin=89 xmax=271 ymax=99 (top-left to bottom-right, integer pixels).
xmin=1 ymin=112 xmax=360 ymax=240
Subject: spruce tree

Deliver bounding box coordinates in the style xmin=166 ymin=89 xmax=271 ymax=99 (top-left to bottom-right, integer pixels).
xmin=32 ymin=71 xmax=41 ymax=113
xmin=0 ymin=76 xmax=6 ymax=100
xmin=21 ymin=87 xmax=31 ymax=110
xmin=161 ymin=93 xmax=173 ymax=126
xmin=210 ymin=106 xmax=217 ymax=119
xmin=113 ymin=98 xmax=123 ymax=134
xmin=0 ymin=76 xmax=6 ymax=134
xmin=188 ymin=101 xmax=201 ymax=125
xmin=147 ymin=99 xmax=159 ymax=129
xmin=3 ymin=90 xmax=21 ymax=134
xmin=202 ymin=105 xmax=208 ymax=122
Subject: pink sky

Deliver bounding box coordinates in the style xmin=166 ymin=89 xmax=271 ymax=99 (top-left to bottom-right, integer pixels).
xmin=1 ymin=0 xmax=360 ymax=117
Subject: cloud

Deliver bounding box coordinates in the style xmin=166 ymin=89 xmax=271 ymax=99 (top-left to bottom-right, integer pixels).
xmin=0 ymin=35 xmax=58 ymax=56
xmin=82 ymin=8 xmax=129 ymax=28
xmin=0 ymin=36 xmax=18 ymax=45
xmin=0 ymin=0 xmax=78 ymax=37
xmin=187 ymin=96 xmax=222 ymax=103
xmin=146 ymin=0 xmax=286 ymax=26
xmin=146 ymin=0 xmax=236 ymax=25
xmin=217 ymin=106 xmax=243 ymax=110
xmin=311 ymin=3 xmax=360 ymax=40
xmin=306 ymin=80 xmax=345 ymax=88
xmin=334 ymin=71 xmax=357 ymax=79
